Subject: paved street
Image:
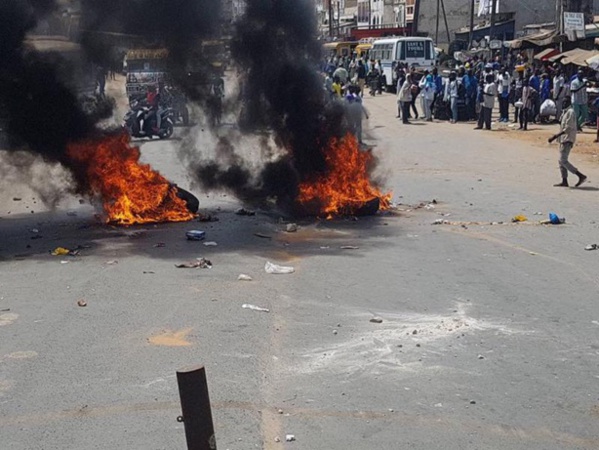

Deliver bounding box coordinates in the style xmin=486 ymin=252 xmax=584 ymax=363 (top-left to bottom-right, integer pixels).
xmin=1 ymin=91 xmax=599 ymax=449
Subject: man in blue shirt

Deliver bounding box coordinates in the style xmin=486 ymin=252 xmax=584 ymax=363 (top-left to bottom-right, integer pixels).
xmin=529 ymin=70 xmax=541 ymax=122
xmin=432 ymin=67 xmax=443 ymax=118
xmin=463 ymin=69 xmax=478 ymax=120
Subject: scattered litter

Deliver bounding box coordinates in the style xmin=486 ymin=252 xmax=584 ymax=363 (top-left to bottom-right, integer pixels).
xmin=77 ymin=300 xmax=87 ymax=307
xmin=175 ymin=258 xmax=212 ymax=269
xmin=432 ymin=219 xmax=450 ymax=225
xmin=424 ymin=203 xmax=436 ymax=210
xmin=60 ymin=260 xmax=70 ymax=264
xmin=277 ymin=409 xmax=284 ymax=414
xmin=265 ymin=261 xmax=295 ymax=274
xmin=242 ymin=303 xmax=270 ymax=313
xmin=197 ymin=214 xmax=219 ymax=222
xmin=320 ymin=246 xmax=330 ymax=249
xmin=31 ymin=234 xmax=43 ymax=240
xmin=186 ymin=230 xmax=206 ymax=241
xmin=203 ymin=241 xmax=218 ymax=246
xmin=51 ymin=247 xmax=79 ymax=256
xmin=512 ymin=215 xmax=528 ymax=223
xmin=370 ymin=317 xmax=383 ymax=324
xmin=477 ymin=354 xmax=485 ymax=360
xmin=470 ymin=400 xmax=477 ymax=404
xmin=286 ymin=223 xmax=298 ymax=232
xmin=274 ymin=437 xmax=281 ymax=443
xmin=105 ymin=260 xmax=118 ymax=265
xmin=547 ymin=212 xmax=565 ymax=225
xmin=585 ymin=244 xmax=598 ymax=251
xmin=153 ymin=243 xmax=166 ymax=248
xmin=434 ymin=403 xmax=443 ymax=408
xmin=13 ymin=197 xmax=22 ymax=201
xmin=238 ymin=274 xmax=253 ymax=281
xmin=143 ymin=271 xmax=155 ymax=274
xmin=31 ymin=229 xmax=39 ymax=233
xmin=340 ymin=245 xmax=359 ymax=250
xmin=533 ymin=212 xmax=543 ymax=216
xmin=0 ymin=308 xmax=10 ymax=312
xmin=254 ymin=233 xmax=272 ymax=239
xmin=236 ymin=208 xmax=255 ymax=216
xmin=285 ymin=435 xmax=296 ymax=442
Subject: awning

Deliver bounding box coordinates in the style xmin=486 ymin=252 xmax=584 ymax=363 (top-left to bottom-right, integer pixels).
xmin=534 ymin=48 xmax=559 ymax=60
xmin=505 ymin=30 xmax=562 ymax=49
xmin=586 ymin=53 xmax=599 ymax=70
xmin=550 ymin=48 xmax=599 ymax=66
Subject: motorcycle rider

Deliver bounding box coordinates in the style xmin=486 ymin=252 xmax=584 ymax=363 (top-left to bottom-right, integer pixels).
xmin=140 ymin=85 xmax=161 ymax=134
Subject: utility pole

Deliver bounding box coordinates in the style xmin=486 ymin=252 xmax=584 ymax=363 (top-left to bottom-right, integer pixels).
xmin=490 ymin=0 xmax=497 ymax=42
xmin=329 ymin=0 xmax=334 ymax=37
xmin=440 ymin=0 xmax=451 ymax=44
xmin=435 ymin=0 xmax=440 ymax=43
xmin=369 ymin=0 xmax=372 ymax=30
xmin=468 ymin=0 xmax=475 ymax=49
xmin=413 ymin=0 xmax=421 ymax=35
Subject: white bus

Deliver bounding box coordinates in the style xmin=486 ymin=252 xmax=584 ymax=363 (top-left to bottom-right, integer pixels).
xmin=370 ymin=37 xmax=436 ymax=90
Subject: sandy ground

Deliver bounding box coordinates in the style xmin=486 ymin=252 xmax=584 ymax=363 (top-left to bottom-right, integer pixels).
xmin=1 ymin=84 xmax=599 ymax=449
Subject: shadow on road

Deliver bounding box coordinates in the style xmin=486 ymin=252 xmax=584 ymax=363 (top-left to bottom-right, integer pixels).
xmin=0 ymin=207 xmax=401 ymax=264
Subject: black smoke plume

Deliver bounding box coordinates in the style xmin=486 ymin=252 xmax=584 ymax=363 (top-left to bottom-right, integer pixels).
xmin=80 ymin=0 xmax=223 ymax=101
xmin=189 ymin=0 xmax=348 ymax=212
xmin=0 ymin=0 xmax=94 ymax=166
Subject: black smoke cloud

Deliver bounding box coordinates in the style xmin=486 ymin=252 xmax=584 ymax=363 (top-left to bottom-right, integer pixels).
xmin=80 ymin=0 xmax=223 ymax=101
xmin=0 ymin=0 xmax=224 ymax=198
xmin=0 ymin=0 xmax=95 ymax=167
xmin=190 ymin=0 xmax=349 ymax=212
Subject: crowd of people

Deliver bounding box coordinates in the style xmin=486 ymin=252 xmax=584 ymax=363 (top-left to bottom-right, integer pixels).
xmin=321 ymin=51 xmax=592 ymax=187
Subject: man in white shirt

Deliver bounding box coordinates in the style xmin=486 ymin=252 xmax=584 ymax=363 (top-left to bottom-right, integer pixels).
xmin=548 ymin=98 xmax=587 ymax=187
xmin=475 ymin=74 xmax=496 ymax=130
xmin=570 ymin=70 xmax=588 ymax=130
xmin=497 ymin=68 xmax=511 ymax=122
xmin=552 ymin=70 xmax=567 ymax=120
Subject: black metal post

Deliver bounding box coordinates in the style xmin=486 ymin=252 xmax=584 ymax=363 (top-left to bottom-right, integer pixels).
xmin=177 ymin=365 xmax=217 ymax=450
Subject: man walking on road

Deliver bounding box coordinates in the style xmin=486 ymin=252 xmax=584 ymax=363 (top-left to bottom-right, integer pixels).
xmin=548 ymin=98 xmax=587 ymax=187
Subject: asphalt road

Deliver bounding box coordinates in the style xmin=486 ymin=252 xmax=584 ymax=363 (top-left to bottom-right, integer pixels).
xmin=1 ymin=92 xmax=599 ymax=450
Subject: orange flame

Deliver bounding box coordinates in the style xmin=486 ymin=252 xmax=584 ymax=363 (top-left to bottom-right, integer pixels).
xmin=67 ymin=133 xmax=195 ymax=225
xmin=298 ymin=133 xmax=391 ymax=217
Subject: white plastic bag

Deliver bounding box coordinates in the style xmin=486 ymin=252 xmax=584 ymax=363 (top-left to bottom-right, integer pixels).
xmin=540 ymin=99 xmax=556 ymax=117
xmin=264 ymin=261 xmax=295 ymax=274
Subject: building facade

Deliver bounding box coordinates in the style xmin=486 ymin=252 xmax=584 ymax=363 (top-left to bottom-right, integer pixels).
xmin=417 ymin=0 xmax=597 ymax=46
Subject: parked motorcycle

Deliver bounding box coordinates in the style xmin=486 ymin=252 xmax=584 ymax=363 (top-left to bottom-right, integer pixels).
xmin=123 ymin=101 xmax=174 ymax=139
xmin=162 ymin=87 xmax=190 ymax=126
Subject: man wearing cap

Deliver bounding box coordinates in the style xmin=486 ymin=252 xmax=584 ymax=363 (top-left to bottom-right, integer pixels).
xmin=548 ymin=98 xmax=587 ymax=187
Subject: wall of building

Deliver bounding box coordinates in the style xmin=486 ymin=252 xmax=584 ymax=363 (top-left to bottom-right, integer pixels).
xmin=416 ymin=0 xmax=563 ymax=45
